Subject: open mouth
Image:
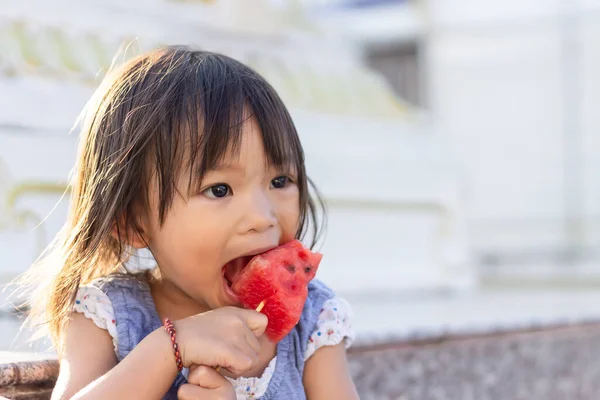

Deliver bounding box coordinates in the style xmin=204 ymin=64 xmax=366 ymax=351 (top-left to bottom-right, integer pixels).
xmin=222 ymin=255 xmax=253 ymax=289
xmin=221 ymin=246 xmax=278 ymax=303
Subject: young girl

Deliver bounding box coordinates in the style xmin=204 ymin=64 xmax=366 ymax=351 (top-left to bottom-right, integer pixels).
xmin=25 ymin=47 xmax=358 ymax=399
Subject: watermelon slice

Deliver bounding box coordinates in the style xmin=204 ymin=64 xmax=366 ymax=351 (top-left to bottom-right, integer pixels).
xmin=229 ymin=240 xmax=322 ymax=342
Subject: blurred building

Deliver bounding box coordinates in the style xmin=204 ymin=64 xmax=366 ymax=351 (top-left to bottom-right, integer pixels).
xmin=307 ymin=0 xmax=600 ymax=286
xmin=0 ymin=0 xmax=470 ymax=298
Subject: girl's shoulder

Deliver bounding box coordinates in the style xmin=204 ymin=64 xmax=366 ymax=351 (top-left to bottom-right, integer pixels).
xmin=304 ymin=295 xmax=354 ymax=361
xmin=73 ymin=274 xmax=139 ymax=321
xmin=297 ymin=280 xmax=355 ymax=361
xmin=73 ymin=273 xmax=155 ymax=354
xmin=73 ymin=281 xmax=119 ymax=350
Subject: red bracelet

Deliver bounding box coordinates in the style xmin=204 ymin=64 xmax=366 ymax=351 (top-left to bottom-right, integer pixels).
xmin=163 ymin=317 xmax=183 ymax=372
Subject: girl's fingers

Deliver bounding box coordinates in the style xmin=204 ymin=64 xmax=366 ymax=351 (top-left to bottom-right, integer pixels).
xmin=244 ymin=325 xmax=262 ymax=354
xmin=214 ymin=343 xmax=254 ymax=374
xmin=177 ymin=382 xmax=233 ymax=400
xmin=180 ymin=366 xmax=235 ymax=400
xmin=230 ymin=342 xmax=259 ymax=373
xmin=188 ymin=365 xmax=228 ymax=389
xmin=236 ymin=309 xmax=268 ymax=336
xmin=177 ymin=383 xmax=207 ymax=399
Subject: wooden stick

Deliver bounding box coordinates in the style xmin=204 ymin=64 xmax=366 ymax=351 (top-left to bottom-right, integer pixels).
xmin=214 ymin=300 xmax=265 ymax=372
xmin=255 ymin=300 xmax=265 ymax=312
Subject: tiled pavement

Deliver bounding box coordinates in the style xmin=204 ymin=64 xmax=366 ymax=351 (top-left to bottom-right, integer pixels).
xmin=347 ymin=323 xmax=600 ymax=399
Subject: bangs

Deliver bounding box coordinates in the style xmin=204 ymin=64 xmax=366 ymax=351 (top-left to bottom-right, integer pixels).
xmin=184 ymin=54 xmax=304 ymax=190
xmin=133 ymin=48 xmax=309 ymax=227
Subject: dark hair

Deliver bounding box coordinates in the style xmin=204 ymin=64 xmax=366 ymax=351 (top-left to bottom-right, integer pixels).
xmin=26 ymin=46 xmax=325 ymax=350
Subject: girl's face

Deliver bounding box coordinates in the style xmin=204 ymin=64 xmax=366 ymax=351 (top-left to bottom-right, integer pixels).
xmin=141 ymin=117 xmax=300 ymax=311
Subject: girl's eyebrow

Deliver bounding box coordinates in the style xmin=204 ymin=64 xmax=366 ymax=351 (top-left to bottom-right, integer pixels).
xmin=209 ymin=162 xmax=244 ymax=172
xmin=208 ymin=159 xmax=296 ymax=174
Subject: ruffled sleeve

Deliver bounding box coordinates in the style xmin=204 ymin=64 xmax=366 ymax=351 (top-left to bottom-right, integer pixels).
xmin=73 ymin=285 xmax=119 ymax=351
xmin=304 ymin=297 xmax=355 ymax=361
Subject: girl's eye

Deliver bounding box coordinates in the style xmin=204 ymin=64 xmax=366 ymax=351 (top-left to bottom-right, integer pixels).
xmin=271 ymin=176 xmax=290 ymax=189
xmin=202 ymin=184 xmax=231 ymax=199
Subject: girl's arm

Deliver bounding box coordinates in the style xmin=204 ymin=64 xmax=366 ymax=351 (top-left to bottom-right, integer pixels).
xmin=52 ymin=306 xmax=267 ymax=400
xmin=302 ymin=343 xmax=360 ymax=400
xmin=52 ymin=312 xmax=179 ymax=400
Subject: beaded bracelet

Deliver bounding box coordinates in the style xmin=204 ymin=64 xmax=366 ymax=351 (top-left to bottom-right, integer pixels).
xmin=163 ymin=317 xmax=183 ymax=372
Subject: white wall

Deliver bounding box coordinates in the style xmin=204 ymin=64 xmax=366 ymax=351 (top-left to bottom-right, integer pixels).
xmin=293 ymin=111 xmax=471 ymax=293
xmin=426 ymin=0 xmax=600 ymax=254
xmin=0 ymin=129 xmax=75 ymax=280
xmin=580 ymin=14 xmax=600 ymax=243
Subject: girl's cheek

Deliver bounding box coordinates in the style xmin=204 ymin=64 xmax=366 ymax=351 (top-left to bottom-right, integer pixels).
xmin=282 ymin=211 xmax=301 ymax=242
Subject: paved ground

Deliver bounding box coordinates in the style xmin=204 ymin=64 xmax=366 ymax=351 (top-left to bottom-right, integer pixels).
xmin=347 ymin=323 xmax=600 ymax=400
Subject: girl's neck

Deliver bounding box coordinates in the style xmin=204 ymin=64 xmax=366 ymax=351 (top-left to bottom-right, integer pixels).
xmin=146 ymin=271 xmax=210 ymax=321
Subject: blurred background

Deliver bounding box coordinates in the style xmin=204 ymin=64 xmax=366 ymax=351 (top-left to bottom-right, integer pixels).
xmin=3 ymin=0 xmax=600 ymax=397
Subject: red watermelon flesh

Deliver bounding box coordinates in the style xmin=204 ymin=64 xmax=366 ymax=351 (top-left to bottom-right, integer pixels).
xmin=229 ymin=240 xmax=322 ymax=342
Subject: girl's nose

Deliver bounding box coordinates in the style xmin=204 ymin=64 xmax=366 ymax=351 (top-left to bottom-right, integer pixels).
xmin=241 ymin=190 xmax=277 ymax=234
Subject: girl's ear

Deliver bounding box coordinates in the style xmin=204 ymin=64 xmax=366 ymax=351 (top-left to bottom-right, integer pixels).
xmin=110 ymin=216 xmax=149 ymax=249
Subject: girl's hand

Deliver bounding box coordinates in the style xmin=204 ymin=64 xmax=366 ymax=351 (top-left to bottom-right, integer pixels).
xmin=177 ymin=365 xmax=235 ymax=400
xmin=175 ymin=306 xmax=268 ymax=375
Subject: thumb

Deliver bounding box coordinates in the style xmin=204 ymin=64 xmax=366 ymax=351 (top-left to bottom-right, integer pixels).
xmin=238 ymin=308 xmax=268 ymax=336
xmin=188 ymin=365 xmax=229 ymax=388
